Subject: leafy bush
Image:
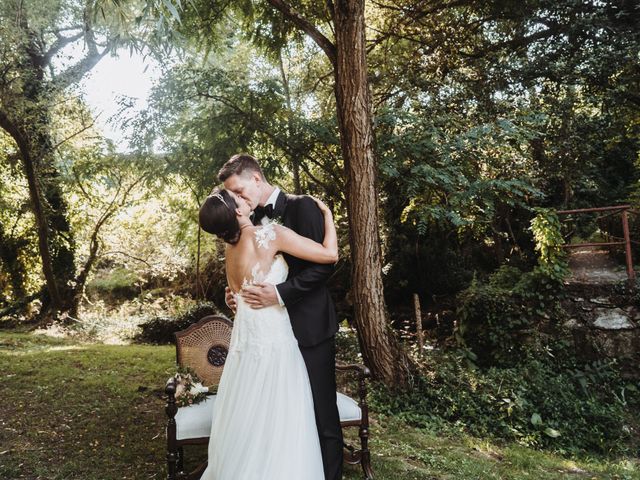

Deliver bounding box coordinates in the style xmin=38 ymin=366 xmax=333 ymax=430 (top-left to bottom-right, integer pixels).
xmin=530 ymin=208 xmax=569 ymax=281
xmin=456 ymin=265 xmax=564 ymax=365
xmin=371 ymin=350 xmax=637 ymax=454
xmin=133 ymin=301 xmax=223 ymax=344
xmin=335 ymin=322 xmax=364 ymax=364
xmin=86 ymin=267 xmax=140 ymax=299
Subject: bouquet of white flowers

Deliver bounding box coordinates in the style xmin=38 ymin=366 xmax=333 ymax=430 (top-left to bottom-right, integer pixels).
xmin=170 ymin=366 xmax=209 ymax=407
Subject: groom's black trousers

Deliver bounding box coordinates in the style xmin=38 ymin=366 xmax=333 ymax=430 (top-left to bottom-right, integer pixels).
xmin=299 ymin=336 xmax=343 ymax=480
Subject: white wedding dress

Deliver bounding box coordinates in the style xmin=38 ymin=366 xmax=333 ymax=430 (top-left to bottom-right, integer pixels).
xmin=201 ymin=247 xmax=324 ymax=479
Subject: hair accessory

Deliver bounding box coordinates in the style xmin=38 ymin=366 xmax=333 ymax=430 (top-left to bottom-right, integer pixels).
xmin=209 ymin=191 xmax=229 ymax=209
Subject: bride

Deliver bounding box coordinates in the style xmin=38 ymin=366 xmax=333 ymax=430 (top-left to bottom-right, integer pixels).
xmin=198 ymin=188 xmax=338 ymax=479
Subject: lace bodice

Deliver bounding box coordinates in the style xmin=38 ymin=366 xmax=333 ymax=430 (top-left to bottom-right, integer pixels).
xmin=232 ymin=254 xmax=293 ymax=359
xmin=241 ymin=254 xmax=288 ymax=289
xmin=254 ymin=222 xmax=277 ymax=249
xmin=239 ymin=223 xmax=287 ymax=289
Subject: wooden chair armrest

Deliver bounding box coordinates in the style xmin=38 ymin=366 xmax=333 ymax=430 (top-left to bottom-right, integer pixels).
xmin=335 ymin=363 xmax=371 ymax=379
xmin=165 ymin=377 xmax=179 ymax=478
xmin=336 ymin=363 xmax=371 ymax=430
xmin=165 ymin=377 xmax=178 ymax=420
xmin=165 ymin=376 xmax=177 ymax=395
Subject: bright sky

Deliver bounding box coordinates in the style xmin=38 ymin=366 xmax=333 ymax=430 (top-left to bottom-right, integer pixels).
xmin=71 ymin=49 xmax=161 ymax=151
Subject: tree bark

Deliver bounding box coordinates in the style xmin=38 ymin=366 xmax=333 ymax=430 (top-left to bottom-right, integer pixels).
xmin=0 ymin=111 xmax=63 ymax=310
xmin=0 ymin=6 xmax=113 ymax=320
xmin=331 ymin=0 xmax=411 ymax=386
xmin=265 ymin=0 xmax=414 ymax=387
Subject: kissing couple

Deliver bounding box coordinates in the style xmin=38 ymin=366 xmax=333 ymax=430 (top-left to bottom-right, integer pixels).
xmin=198 ymin=153 xmax=343 ymax=479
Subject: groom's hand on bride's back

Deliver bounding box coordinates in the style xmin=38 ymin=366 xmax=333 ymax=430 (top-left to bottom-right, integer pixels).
xmin=240 ymin=283 xmax=279 ymax=309
xmin=225 ymin=286 xmax=237 ymax=313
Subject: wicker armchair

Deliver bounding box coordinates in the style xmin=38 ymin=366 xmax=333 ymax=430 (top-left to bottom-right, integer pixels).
xmin=165 ymin=315 xmax=374 ymax=480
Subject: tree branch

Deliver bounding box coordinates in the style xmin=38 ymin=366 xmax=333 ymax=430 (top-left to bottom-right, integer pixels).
xmin=99 ymin=250 xmax=154 ymax=268
xmin=196 ymin=90 xmax=343 ymax=189
xmin=459 ymin=24 xmax=563 ymax=58
xmin=0 ymin=110 xmax=24 ymax=147
xmin=52 ymin=118 xmax=97 ymax=151
xmin=43 ymin=30 xmax=84 ymax=65
xmin=367 ymin=0 xmax=473 ymax=52
xmin=54 ymin=41 xmax=113 ymax=88
xmin=265 ymin=0 xmax=337 ymax=65
xmin=75 ymin=173 xmax=149 ymax=292
xmin=53 ymin=2 xmax=115 ymax=88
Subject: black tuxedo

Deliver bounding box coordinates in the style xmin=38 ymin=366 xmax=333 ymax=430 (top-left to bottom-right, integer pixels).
xmin=253 ymin=190 xmax=343 ymax=480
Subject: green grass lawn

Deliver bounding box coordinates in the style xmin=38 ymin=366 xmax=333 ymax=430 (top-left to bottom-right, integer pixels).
xmin=1 ymin=330 xmax=638 ymax=480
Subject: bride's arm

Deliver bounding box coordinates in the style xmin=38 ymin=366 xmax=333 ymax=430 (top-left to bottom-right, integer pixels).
xmin=274 ymin=198 xmax=338 ymax=264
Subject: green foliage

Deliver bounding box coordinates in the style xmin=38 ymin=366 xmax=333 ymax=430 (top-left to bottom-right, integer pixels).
xmin=86 ymin=267 xmax=140 ymax=299
xmin=334 ymin=326 xmax=639 ymax=455
xmin=3 ymin=0 xmax=640 ymax=329
xmin=370 ymin=0 xmax=639 ymax=301
xmin=456 ymin=265 xmax=563 ymax=365
xmin=371 ymin=351 xmax=638 ymax=455
xmin=130 ymin=40 xmax=341 ymax=201
xmin=377 ymin=109 xmax=544 ymax=234
xmin=129 ymin=0 xmax=640 ymax=311
xmin=72 ymin=162 xmax=211 ymax=293
xmin=0 ymin=135 xmax=40 ymax=303
xmin=133 ymin=300 xmax=221 ymax=344
xmin=377 ymin=108 xmax=545 ymax=300
xmin=530 ymin=208 xmax=569 ymax=281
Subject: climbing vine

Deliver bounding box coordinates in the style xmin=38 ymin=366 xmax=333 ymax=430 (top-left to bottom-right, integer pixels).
xmin=530 ymin=208 xmax=569 ymax=281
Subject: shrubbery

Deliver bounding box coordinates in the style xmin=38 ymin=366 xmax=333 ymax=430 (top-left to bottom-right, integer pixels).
xmin=336 ymin=268 xmax=639 ymax=456
xmin=86 ymin=267 xmax=140 ymax=300
xmin=455 ymin=265 xmax=565 ymax=365
xmin=370 ymin=349 xmax=638 ymax=454
xmin=133 ymin=301 xmax=223 ymax=344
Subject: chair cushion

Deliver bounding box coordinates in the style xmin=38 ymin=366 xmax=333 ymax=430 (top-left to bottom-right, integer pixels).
xmin=174 ymin=392 xmax=362 ymax=440
xmin=175 ymin=395 xmax=217 ymax=440
xmin=337 ymin=392 xmax=362 ymax=423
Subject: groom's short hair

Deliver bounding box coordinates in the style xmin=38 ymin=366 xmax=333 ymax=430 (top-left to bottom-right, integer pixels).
xmin=218 ymin=153 xmax=265 ymax=182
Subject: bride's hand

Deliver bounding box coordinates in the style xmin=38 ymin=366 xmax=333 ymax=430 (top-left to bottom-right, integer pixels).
xmin=310 ymin=196 xmax=332 ymax=217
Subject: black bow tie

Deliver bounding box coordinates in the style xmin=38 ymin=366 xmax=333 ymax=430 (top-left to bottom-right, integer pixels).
xmin=253 ymin=204 xmax=274 ymax=222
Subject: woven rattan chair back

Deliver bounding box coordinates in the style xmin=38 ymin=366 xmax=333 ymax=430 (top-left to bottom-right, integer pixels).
xmin=174 ymin=315 xmax=233 ymax=388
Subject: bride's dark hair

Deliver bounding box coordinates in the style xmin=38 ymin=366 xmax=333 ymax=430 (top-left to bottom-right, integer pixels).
xmin=199 ymin=189 xmax=241 ymax=244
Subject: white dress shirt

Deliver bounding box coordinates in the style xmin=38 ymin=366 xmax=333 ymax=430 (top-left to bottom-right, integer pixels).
xmin=259 ymin=187 xmax=281 ymax=225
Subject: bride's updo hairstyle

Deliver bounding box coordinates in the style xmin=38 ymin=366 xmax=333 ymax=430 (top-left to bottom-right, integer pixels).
xmin=199 ymin=189 xmax=241 ymax=244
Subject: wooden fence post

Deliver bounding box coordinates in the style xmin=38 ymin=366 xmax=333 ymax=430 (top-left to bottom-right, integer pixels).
xmin=413 ymin=293 xmax=423 ymax=352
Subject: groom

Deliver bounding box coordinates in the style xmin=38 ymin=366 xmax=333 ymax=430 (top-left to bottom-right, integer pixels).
xmin=219 ymin=153 xmax=343 ymax=480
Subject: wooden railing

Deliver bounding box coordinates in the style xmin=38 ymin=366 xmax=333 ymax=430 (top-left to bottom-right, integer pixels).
xmin=556 ymin=205 xmax=636 ymax=281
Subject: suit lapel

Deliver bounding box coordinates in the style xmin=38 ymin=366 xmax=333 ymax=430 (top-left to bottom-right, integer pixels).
xmin=273 ymin=190 xmax=288 ymax=220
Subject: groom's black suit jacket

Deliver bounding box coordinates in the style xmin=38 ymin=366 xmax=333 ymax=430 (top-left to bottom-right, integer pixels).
xmin=253 ymin=190 xmax=338 ymax=347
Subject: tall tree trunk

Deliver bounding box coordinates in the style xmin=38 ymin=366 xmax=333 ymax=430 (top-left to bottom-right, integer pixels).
xmin=266 ymin=0 xmax=414 ymax=387
xmin=23 ymin=76 xmax=77 ymax=316
xmin=0 ymin=5 xmax=107 ymax=319
xmin=32 ymin=132 xmax=77 ymax=308
xmin=332 ymin=0 xmax=411 ymax=386
xmin=0 ymin=112 xmax=63 ymax=311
